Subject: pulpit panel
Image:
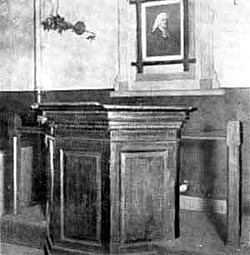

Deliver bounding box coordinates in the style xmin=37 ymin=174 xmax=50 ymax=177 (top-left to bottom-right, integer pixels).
xmin=110 ymin=141 xmax=178 ymax=254
xmin=62 ymin=151 xmax=101 ymax=243
xmin=120 ymin=150 xmax=172 ymax=243
xmin=50 ymin=137 xmax=110 ymax=253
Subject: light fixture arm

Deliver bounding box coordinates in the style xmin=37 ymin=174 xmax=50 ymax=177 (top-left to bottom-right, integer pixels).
xmin=42 ymin=0 xmax=96 ymax=40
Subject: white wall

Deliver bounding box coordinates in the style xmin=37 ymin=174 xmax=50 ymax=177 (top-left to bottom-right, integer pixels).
xmin=0 ymin=0 xmax=34 ymax=91
xmin=1 ymin=1 xmax=250 ymax=91
xmin=213 ymin=0 xmax=250 ymax=88
xmin=39 ymin=0 xmax=118 ymax=90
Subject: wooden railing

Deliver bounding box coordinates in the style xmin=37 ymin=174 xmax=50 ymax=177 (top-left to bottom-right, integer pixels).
xmin=0 ymin=151 xmax=4 ymax=217
xmin=227 ymin=121 xmax=241 ymax=247
xmin=182 ymin=121 xmax=241 ymax=247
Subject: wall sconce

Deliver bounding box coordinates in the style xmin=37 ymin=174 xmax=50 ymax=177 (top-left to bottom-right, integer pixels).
xmin=41 ymin=0 xmax=96 ymax=40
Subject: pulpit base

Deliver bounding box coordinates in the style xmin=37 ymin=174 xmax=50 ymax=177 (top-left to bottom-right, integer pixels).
xmin=37 ymin=102 xmax=195 ymax=255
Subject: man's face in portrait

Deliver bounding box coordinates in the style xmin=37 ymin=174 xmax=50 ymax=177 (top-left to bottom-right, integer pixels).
xmin=158 ymin=15 xmax=168 ymax=31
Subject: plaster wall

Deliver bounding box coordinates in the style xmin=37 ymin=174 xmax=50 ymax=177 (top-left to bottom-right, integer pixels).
xmin=1 ymin=1 xmax=250 ymax=91
xmin=38 ymin=0 xmax=250 ymax=90
xmin=213 ymin=0 xmax=250 ymax=88
xmin=39 ymin=0 xmax=118 ymax=90
xmin=0 ymin=0 xmax=34 ymax=91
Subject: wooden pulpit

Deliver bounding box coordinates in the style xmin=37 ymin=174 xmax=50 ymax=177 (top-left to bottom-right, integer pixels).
xmin=36 ymin=102 xmax=195 ymax=255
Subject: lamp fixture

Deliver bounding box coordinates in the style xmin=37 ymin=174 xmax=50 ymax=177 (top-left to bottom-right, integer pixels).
xmin=41 ymin=0 xmax=96 ymax=40
xmin=42 ymin=15 xmax=96 ymax=40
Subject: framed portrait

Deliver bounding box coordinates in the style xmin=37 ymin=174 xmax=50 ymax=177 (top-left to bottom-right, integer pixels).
xmin=141 ymin=0 xmax=184 ymax=62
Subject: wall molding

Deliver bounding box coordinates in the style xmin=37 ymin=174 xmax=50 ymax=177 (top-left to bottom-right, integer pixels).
xmin=111 ymin=89 xmax=225 ymax=97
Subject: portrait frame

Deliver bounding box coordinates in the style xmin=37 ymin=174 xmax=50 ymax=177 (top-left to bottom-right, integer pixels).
xmin=130 ymin=0 xmax=195 ymax=73
xmin=141 ymin=0 xmax=184 ymax=62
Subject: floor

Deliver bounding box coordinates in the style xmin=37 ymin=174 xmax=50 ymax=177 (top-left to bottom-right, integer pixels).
xmin=1 ymin=209 xmax=250 ymax=255
xmin=0 ymin=242 xmax=43 ymax=255
xmin=0 ymin=205 xmax=46 ymax=254
xmin=157 ymin=210 xmax=249 ymax=255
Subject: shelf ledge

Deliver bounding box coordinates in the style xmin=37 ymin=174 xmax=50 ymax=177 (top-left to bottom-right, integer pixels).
xmin=110 ymin=89 xmax=226 ymax=97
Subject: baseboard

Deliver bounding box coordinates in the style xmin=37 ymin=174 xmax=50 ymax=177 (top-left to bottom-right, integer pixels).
xmin=180 ymin=195 xmax=226 ymax=214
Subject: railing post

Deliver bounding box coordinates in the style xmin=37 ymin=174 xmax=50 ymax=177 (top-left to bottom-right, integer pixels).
xmin=13 ymin=136 xmax=18 ymax=215
xmin=0 ymin=151 xmax=4 ymax=217
xmin=227 ymin=121 xmax=241 ymax=246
